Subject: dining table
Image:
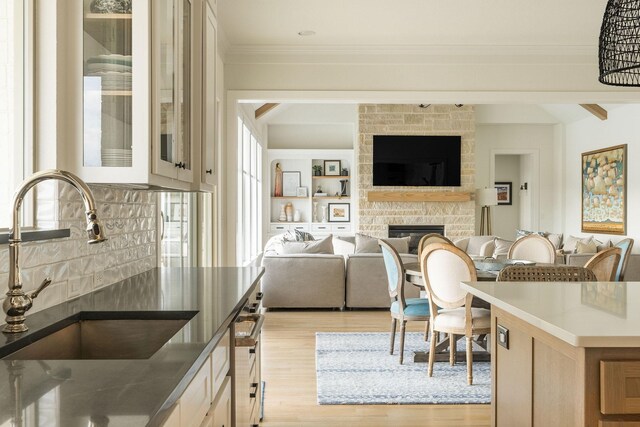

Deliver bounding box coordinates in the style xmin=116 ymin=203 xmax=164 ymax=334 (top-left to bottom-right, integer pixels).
xmin=402 ymin=258 xmax=533 ymax=363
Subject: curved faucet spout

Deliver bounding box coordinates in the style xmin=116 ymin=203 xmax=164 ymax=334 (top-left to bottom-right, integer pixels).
xmin=4 ymin=169 xmax=107 ymax=333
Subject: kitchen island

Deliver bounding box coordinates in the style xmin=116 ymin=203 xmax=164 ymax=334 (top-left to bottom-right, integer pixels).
xmin=0 ymin=267 xmax=264 ymax=427
xmin=462 ymin=280 xmax=640 ymax=427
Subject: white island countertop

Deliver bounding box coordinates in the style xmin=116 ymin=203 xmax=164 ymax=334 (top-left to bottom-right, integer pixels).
xmin=461 ymin=281 xmax=640 ymax=348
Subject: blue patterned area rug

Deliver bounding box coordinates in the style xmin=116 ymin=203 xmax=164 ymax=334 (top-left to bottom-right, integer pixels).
xmin=316 ymin=332 xmax=491 ymax=405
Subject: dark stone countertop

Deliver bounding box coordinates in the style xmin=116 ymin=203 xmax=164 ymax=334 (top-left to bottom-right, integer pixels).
xmin=0 ymin=267 xmax=264 ymax=427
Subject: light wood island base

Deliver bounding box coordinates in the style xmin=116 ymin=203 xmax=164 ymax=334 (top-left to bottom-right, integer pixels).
xmin=492 ymin=306 xmax=640 ymax=427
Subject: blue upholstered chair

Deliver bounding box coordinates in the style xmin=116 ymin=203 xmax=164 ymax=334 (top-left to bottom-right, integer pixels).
xmin=380 ymin=239 xmax=430 ymax=364
xmin=614 ymin=238 xmax=634 ymax=281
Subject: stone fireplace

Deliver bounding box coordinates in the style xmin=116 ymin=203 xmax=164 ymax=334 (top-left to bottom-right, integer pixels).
xmin=388 ymin=225 xmax=445 ymax=255
xmin=357 ymin=104 xmax=476 ymax=241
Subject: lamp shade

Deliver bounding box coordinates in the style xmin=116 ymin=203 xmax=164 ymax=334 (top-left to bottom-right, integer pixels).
xmin=476 ymin=188 xmax=498 ymax=207
xmin=599 ymin=0 xmax=640 ymax=86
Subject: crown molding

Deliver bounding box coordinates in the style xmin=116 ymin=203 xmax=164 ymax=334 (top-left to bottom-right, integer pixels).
xmin=224 ymin=44 xmax=597 ymax=65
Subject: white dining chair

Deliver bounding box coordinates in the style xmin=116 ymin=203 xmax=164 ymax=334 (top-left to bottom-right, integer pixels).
xmin=508 ymin=234 xmax=556 ymax=264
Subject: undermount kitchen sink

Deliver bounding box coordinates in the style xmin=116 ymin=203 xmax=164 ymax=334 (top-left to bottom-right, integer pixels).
xmin=2 ymin=311 xmax=197 ymax=360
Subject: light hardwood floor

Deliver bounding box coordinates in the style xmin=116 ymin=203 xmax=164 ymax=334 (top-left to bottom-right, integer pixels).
xmin=260 ymin=310 xmax=491 ymax=427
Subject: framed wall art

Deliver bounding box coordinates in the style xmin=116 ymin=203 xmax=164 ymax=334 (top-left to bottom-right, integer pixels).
xmin=494 ymin=182 xmax=512 ymax=206
xmin=282 ymin=171 xmax=301 ymax=197
xmin=581 ymin=144 xmax=627 ymax=235
xmin=324 ymin=160 xmax=342 ymax=176
xmin=328 ymin=203 xmax=350 ymax=222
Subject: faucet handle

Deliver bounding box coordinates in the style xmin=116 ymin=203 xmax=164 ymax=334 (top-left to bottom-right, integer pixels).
xmin=30 ymin=278 xmax=52 ymax=299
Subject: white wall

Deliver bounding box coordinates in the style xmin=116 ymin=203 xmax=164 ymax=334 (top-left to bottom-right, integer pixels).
xmin=268 ymin=124 xmax=353 ymax=149
xmin=476 ymin=124 xmax=563 ymax=236
xmin=494 ymin=155 xmax=521 ymax=240
xmin=563 ymin=104 xmax=640 ymax=249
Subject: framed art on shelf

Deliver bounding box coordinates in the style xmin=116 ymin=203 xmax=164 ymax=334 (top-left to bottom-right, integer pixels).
xmin=581 ymin=144 xmax=626 ymax=235
xmin=296 ymin=187 xmax=308 ymax=197
xmin=282 ymin=171 xmax=301 ymax=197
xmin=495 ymin=182 xmax=512 ymax=206
xmin=324 ymin=160 xmax=342 ymax=176
xmin=328 ymin=203 xmax=350 ymax=222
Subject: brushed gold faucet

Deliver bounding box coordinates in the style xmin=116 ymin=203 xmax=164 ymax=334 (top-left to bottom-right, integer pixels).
xmin=3 ymin=170 xmax=107 ymax=333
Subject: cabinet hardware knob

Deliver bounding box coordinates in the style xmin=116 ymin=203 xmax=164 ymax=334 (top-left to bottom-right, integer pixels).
xmin=256 ymin=292 xmax=264 ymax=301
xmin=181 ymin=162 xmax=186 ymax=169
xmin=175 ymin=162 xmax=182 ymax=168
xmin=206 ymin=169 xmax=213 ymax=174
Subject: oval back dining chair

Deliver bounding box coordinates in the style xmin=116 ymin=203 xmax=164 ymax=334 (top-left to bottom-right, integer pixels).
xmin=380 ymin=239 xmax=430 ymax=364
xmin=507 ymin=234 xmax=556 ymax=264
xmin=584 ymin=247 xmax=622 ymax=282
xmin=420 ymin=242 xmax=490 ymax=385
xmin=417 ymin=233 xmax=454 ymax=260
xmin=497 ymin=265 xmax=597 ymax=282
xmin=614 ymin=238 xmax=634 ymax=281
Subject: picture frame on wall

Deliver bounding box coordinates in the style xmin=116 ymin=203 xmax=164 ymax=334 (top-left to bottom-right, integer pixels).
xmin=324 ymin=160 xmax=342 ymax=176
xmin=494 ymin=182 xmax=512 ymax=206
xmin=581 ymin=144 xmax=627 ymax=235
xmin=328 ymin=203 xmax=350 ymax=222
xmin=282 ymin=171 xmax=301 ymax=197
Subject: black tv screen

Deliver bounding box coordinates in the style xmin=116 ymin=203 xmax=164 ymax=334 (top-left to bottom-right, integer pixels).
xmin=373 ymin=135 xmax=461 ymax=186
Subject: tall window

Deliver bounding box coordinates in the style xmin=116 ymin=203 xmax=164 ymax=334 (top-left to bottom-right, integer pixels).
xmin=237 ymin=116 xmax=262 ymax=265
xmin=0 ymin=0 xmax=32 ymax=228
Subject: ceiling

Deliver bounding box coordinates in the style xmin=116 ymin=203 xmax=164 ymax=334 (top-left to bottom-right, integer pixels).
xmin=219 ymin=0 xmax=604 ymax=52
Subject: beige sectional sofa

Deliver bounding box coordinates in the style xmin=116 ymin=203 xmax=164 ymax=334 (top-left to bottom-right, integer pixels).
xmin=261 ymin=254 xmax=346 ymax=308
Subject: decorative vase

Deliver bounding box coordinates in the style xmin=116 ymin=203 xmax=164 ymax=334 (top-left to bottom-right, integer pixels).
xmin=339 ymin=179 xmax=348 ymax=197
xmin=274 ymin=163 xmax=283 ymax=197
xmin=294 ymin=209 xmax=301 ymax=222
xmin=321 ymin=206 xmax=328 ymax=223
xmin=285 ymin=203 xmax=294 ymax=222
xmin=313 ymin=202 xmax=318 ymax=222
xmin=279 ymin=203 xmax=287 ymax=222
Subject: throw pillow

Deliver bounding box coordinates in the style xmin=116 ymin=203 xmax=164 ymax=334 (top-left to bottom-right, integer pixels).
xmin=597 ymin=239 xmax=612 ymax=252
xmin=563 ymin=235 xmax=593 ymax=254
xmin=283 ymin=229 xmax=315 ymax=242
xmin=576 ymin=239 xmax=598 ymax=254
xmin=333 ymin=235 xmax=356 ymax=256
xmin=280 ymin=234 xmax=334 ymax=255
xmin=546 ymin=233 xmax=563 ymax=250
xmin=492 ymin=238 xmax=513 ymax=258
xmin=355 ymin=234 xmax=411 ymax=254
xmin=466 ymin=235 xmax=496 ymax=255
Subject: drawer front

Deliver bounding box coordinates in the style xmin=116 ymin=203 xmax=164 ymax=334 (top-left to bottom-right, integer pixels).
xmin=601 ymin=361 xmax=640 ymax=414
xmin=331 ymin=224 xmax=351 ymax=233
xmin=269 ymin=224 xmax=290 ymax=233
xmin=311 ymin=224 xmax=331 ymax=233
xmin=211 ymin=330 xmax=231 ymax=399
xmin=161 ymin=402 xmax=180 ymax=427
xmin=291 ymin=224 xmax=309 ymax=232
xmin=181 ymin=356 xmax=212 ymax=427
xmin=203 ymin=376 xmax=231 ymax=427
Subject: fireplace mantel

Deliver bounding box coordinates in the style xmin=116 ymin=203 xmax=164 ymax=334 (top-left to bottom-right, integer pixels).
xmin=367 ymin=191 xmax=472 ymax=203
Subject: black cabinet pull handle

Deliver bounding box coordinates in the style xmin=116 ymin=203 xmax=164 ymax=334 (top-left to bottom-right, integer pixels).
xmin=256 ymin=292 xmax=264 ymax=301
xmin=175 ymin=162 xmax=182 ymax=168
xmin=205 ymin=169 xmax=213 ymax=174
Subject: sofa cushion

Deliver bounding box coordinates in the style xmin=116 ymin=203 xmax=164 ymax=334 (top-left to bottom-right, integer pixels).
xmin=492 ymin=238 xmax=513 ymax=258
xmin=466 ymin=236 xmax=495 ymax=255
xmin=597 ymin=239 xmax=612 ymax=252
xmin=355 ymin=234 xmax=410 ymax=254
xmin=546 ymin=233 xmax=563 ymax=250
xmin=333 ymin=235 xmax=356 ymax=256
xmin=563 ymin=235 xmax=593 ymax=254
xmin=283 ymin=229 xmax=315 ymax=242
xmin=281 ymin=234 xmax=334 ymax=254
xmin=576 ymin=239 xmax=598 ymax=254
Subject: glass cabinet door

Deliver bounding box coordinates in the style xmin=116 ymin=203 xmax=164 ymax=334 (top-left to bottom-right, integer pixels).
xmin=203 ymin=1 xmax=217 ymax=185
xmin=178 ymin=0 xmax=192 ymax=177
xmin=83 ymin=0 xmax=133 ymax=168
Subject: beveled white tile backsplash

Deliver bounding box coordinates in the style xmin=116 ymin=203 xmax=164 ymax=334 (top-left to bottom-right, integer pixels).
xmin=0 ymin=182 xmax=157 ymax=316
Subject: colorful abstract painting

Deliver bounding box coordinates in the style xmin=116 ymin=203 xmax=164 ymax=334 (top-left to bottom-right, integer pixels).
xmin=582 ymin=144 xmax=626 ymax=235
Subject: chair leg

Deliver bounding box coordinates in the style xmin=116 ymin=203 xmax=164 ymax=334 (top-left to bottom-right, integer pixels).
xmin=466 ymin=336 xmax=473 ymax=385
xmin=449 ymin=334 xmax=456 ymax=366
xmin=424 ymin=320 xmax=429 ymax=341
xmin=399 ymin=320 xmax=407 ymax=364
xmin=428 ymin=325 xmax=437 ymax=377
xmin=389 ymin=318 xmax=397 ymax=355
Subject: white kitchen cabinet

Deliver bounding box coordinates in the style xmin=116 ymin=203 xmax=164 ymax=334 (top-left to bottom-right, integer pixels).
xmin=62 ymin=0 xmax=216 ymax=190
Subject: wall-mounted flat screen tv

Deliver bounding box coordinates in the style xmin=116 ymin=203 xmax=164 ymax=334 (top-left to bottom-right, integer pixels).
xmin=373 ymin=135 xmax=461 ymax=186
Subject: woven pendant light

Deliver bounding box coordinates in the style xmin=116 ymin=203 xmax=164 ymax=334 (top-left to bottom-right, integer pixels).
xmin=599 ymin=0 xmax=640 ymax=86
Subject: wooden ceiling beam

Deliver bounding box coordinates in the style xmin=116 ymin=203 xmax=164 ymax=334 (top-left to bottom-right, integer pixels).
xmin=255 ymin=103 xmax=279 ymax=119
xmin=580 ymin=104 xmax=608 ymax=121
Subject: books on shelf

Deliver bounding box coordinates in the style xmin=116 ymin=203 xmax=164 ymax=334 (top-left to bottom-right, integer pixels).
xmin=314 ymin=193 xmax=328 ymax=197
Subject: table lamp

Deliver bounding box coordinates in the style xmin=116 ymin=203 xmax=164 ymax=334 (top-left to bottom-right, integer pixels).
xmin=476 ymin=188 xmax=498 ymax=236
